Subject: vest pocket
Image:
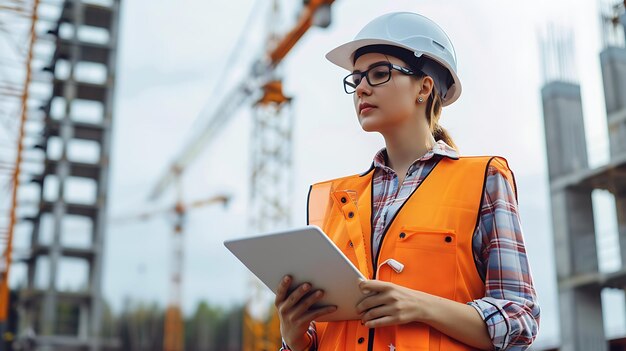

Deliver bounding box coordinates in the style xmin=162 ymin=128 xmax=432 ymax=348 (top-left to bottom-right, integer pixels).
xmin=391 ymin=227 xmax=458 ymax=299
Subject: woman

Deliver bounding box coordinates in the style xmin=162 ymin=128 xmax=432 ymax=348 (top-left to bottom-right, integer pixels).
xmin=275 ymin=12 xmax=540 ymax=351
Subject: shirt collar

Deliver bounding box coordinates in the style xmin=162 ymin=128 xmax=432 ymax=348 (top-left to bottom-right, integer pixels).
xmin=372 ymin=139 xmax=459 ymax=174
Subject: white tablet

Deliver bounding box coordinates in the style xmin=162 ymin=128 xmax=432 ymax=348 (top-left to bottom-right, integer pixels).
xmin=224 ymin=225 xmax=367 ymax=321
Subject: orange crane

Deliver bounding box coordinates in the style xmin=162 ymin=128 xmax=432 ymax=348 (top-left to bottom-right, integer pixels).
xmin=0 ymin=0 xmax=41 ymax=330
xmin=147 ymin=1 xmax=336 ymax=350
xmin=148 ymin=0 xmax=335 ymax=199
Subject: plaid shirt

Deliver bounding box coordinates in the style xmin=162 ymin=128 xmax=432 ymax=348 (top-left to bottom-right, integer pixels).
xmin=281 ymin=140 xmax=540 ymax=351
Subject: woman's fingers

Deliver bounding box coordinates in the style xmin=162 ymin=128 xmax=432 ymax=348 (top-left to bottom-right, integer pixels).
xmin=275 ymin=278 xmax=339 ymax=325
xmin=363 ymin=315 xmax=395 ymax=328
xmin=359 ymin=279 xmax=391 ymax=293
xmin=279 ymin=282 xmax=312 ymax=313
xmin=361 ymin=304 xmax=394 ymax=322
xmin=274 ymin=275 xmax=291 ymax=307
xmin=302 ymin=304 xmax=338 ymax=322
xmin=356 ymin=293 xmax=387 ymax=314
xmin=291 ymin=289 xmax=324 ymax=317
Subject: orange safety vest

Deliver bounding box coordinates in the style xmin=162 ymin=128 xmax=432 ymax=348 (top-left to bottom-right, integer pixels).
xmin=307 ymin=155 xmax=517 ymax=351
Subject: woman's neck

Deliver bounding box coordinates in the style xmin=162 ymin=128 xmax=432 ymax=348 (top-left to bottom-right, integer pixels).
xmin=382 ymin=128 xmax=436 ymax=175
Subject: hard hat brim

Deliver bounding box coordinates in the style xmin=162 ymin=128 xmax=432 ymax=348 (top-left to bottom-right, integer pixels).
xmin=325 ymin=38 xmax=461 ymax=106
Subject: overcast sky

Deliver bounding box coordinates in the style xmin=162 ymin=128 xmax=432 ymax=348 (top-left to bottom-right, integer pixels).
xmin=9 ymin=0 xmax=626 ymax=349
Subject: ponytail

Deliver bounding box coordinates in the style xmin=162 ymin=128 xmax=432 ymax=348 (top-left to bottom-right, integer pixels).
xmin=426 ymin=85 xmax=457 ymax=151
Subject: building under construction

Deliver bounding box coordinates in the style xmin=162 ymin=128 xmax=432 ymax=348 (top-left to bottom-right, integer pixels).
xmin=0 ymin=0 xmax=121 ymax=350
xmin=1 ymin=0 xmax=335 ymax=350
xmin=540 ymin=2 xmax=626 ymax=350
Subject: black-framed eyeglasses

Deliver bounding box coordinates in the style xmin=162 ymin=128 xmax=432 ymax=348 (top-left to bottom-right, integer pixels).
xmin=343 ymin=62 xmax=416 ymax=94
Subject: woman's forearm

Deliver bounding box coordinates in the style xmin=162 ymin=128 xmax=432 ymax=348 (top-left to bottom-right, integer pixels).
xmin=419 ymin=293 xmax=493 ymax=350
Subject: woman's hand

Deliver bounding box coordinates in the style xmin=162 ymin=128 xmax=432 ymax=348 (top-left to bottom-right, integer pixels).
xmin=357 ymin=280 xmax=494 ymax=350
xmin=275 ymin=275 xmax=337 ymax=351
xmin=356 ymin=280 xmax=430 ymax=328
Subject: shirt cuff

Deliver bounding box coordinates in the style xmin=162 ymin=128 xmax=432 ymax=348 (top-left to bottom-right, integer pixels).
xmin=468 ymin=298 xmax=510 ymax=350
xmin=280 ymin=333 xmax=313 ymax=351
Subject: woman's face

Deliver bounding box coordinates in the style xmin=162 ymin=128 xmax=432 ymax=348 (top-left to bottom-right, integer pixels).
xmin=351 ymin=52 xmax=423 ymax=134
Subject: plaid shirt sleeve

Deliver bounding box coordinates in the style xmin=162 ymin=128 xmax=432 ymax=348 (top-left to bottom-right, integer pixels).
xmin=467 ymin=165 xmax=541 ymax=350
xmin=279 ymin=322 xmax=318 ymax=351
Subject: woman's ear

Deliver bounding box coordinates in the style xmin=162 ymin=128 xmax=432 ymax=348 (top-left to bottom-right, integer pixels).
xmin=417 ymin=76 xmax=435 ymax=102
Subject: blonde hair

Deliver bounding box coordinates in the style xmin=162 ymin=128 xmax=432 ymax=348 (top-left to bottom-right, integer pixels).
xmin=424 ymin=84 xmax=457 ymax=151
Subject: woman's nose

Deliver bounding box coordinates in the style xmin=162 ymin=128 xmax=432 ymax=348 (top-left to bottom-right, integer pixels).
xmin=355 ymin=78 xmax=371 ymax=96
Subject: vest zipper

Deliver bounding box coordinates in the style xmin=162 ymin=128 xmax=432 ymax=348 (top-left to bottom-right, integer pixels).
xmin=366 ymin=158 xmax=443 ymax=351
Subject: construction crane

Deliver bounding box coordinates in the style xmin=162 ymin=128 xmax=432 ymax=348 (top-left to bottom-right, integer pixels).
xmin=0 ymin=0 xmax=42 ymax=339
xmin=147 ymin=0 xmax=336 ymax=350
xmin=111 ymin=192 xmax=230 ymax=351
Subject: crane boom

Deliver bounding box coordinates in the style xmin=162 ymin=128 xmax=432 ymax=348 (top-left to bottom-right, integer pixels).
xmin=148 ymin=0 xmax=335 ymax=201
xmin=111 ymin=194 xmax=230 ymax=224
xmin=269 ymin=0 xmax=334 ymax=65
xmin=149 ymin=81 xmax=258 ymax=200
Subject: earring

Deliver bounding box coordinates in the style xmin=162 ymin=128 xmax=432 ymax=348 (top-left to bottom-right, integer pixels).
xmin=418 ymin=96 xmax=424 ymax=103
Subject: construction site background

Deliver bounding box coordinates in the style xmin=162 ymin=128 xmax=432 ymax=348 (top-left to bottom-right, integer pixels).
xmin=1 ymin=0 xmax=624 ymax=350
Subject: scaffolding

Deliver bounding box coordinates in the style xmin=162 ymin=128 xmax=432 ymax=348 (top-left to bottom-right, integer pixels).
xmin=0 ymin=0 xmax=43 ymax=345
xmin=0 ymin=0 xmax=122 ymax=350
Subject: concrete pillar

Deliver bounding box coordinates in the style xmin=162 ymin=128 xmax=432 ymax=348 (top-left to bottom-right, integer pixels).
xmin=541 ymin=82 xmax=589 ymax=179
xmin=542 ymin=81 xmax=606 ymax=351
xmin=599 ymin=46 xmax=626 ymax=158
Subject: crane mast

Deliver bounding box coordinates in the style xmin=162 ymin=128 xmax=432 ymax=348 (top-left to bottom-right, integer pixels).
xmin=145 ymin=1 xmax=335 ymax=350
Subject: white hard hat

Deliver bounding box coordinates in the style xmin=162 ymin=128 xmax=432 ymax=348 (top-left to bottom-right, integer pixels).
xmin=326 ymin=12 xmax=461 ymax=106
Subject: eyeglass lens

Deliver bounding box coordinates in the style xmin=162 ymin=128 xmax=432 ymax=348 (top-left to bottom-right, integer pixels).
xmin=345 ymin=64 xmax=392 ymax=93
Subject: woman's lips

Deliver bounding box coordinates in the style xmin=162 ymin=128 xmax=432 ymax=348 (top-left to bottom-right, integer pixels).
xmin=359 ymin=102 xmax=377 ymax=114
xmin=360 ymin=106 xmax=376 ymax=115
